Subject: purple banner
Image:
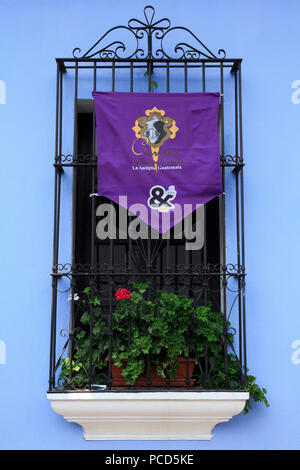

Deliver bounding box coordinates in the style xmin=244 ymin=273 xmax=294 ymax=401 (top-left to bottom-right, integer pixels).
xmin=92 ymin=91 xmax=222 ymax=233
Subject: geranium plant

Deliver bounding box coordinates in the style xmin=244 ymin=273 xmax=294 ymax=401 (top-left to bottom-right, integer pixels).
xmin=59 ymin=282 xmax=269 ymax=414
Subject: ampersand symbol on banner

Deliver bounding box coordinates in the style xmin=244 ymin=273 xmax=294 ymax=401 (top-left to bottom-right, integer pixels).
xmin=148 ymin=185 xmax=177 ymax=212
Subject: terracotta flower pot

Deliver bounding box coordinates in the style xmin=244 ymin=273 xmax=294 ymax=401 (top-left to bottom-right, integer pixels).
xmin=109 ymin=357 xmax=196 ymax=387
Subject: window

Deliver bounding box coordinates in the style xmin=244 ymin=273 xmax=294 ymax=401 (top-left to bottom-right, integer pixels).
xmin=49 ymin=6 xmax=246 ymax=395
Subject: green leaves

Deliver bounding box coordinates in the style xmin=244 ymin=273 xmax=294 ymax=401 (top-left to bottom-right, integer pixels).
xmin=111 ymin=287 xmax=193 ymax=382
xmin=58 ymin=290 xmax=108 ymax=389
xmin=58 ymin=284 xmax=269 ymax=415
xmin=131 ymin=282 xmax=149 ymax=294
xmin=244 ymin=374 xmax=270 ymax=414
xmin=143 ymin=71 xmax=158 ymax=91
xmin=80 ymin=311 xmax=90 ymax=325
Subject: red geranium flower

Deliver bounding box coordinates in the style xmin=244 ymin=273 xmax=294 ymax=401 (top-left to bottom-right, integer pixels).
xmin=115 ymin=288 xmax=131 ymax=301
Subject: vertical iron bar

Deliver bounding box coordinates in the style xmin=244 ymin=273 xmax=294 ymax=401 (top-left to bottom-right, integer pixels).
xmin=202 ymin=61 xmax=209 ymax=388
xmin=127 ymin=60 xmax=133 ymax=376
xmin=166 ymin=61 xmax=170 ymax=93
xmin=107 ymin=236 xmax=113 ymax=390
xmin=238 ymin=63 xmax=247 ymax=385
xmin=234 ymin=67 xmax=243 ymax=386
xmin=146 ymin=58 xmax=152 ymax=388
xmin=165 ymin=61 xmax=171 ymax=296
xmin=107 ymin=62 xmax=116 ymax=389
xmin=184 ymin=60 xmax=190 ymax=387
xmin=148 ymin=60 xmax=151 ymax=92
xmin=112 ymin=61 xmax=115 ymax=92
xmin=130 ymin=61 xmax=133 ymax=92
xmin=68 ymin=61 xmax=79 ymax=385
xmin=53 ymin=67 xmax=63 ymax=381
xmin=88 ymin=62 xmax=97 ymax=388
xmin=49 ymin=63 xmax=61 ymax=390
xmin=202 ymin=61 xmax=206 ymax=92
xmin=220 ymin=61 xmax=229 ymax=387
xmin=184 ymin=61 xmax=189 ymax=295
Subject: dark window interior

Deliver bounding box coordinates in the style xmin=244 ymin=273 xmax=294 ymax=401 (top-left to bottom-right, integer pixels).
xmin=75 ymin=112 xmax=220 ymax=311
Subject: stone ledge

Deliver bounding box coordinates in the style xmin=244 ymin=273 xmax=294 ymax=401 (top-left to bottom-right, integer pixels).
xmin=47 ymin=391 xmax=249 ymax=440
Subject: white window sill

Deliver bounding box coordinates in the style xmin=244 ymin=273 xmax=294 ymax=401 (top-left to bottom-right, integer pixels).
xmin=47 ymin=391 xmax=249 ymax=440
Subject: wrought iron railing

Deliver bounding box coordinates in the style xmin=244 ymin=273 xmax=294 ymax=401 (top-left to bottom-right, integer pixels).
xmin=48 ymin=5 xmax=246 ymax=393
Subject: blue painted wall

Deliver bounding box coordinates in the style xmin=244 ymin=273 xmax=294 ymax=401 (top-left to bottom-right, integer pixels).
xmin=0 ymin=0 xmax=299 ymax=450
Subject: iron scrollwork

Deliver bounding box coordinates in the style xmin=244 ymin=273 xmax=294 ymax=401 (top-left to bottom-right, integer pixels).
xmin=72 ymin=5 xmax=226 ymax=60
